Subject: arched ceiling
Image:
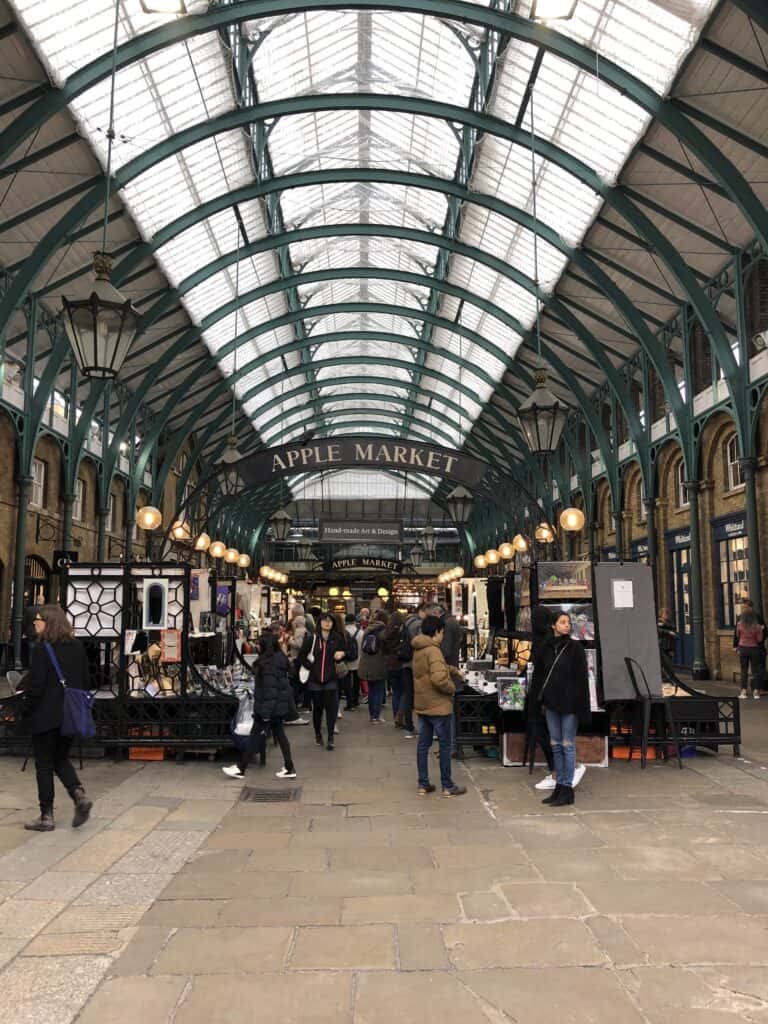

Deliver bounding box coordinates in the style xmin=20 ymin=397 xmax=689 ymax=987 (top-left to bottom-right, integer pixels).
xmin=0 ymin=0 xmax=766 ymax=512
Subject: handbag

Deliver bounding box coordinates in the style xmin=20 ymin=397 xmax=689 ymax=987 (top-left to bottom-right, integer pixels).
xmin=299 ymin=634 xmax=316 ymax=685
xmin=44 ymin=643 xmax=96 ymax=740
xmin=537 ymin=643 xmax=567 ymax=706
xmin=233 ymin=691 xmax=254 ymax=736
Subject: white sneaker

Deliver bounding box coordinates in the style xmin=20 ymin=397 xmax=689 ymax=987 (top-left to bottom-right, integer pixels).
xmin=334 ymin=726 xmax=340 ymax=735
xmin=572 ymin=764 xmax=586 ymax=788
xmin=403 ymin=731 xmax=416 ymax=739
xmin=739 ymin=691 xmax=748 ymax=699
xmin=275 ymin=768 xmax=297 ymax=779
xmin=534 ymin=775 xmax=557 ymax=791
xmin=286 ymin=717 xmax=310 ymax=726
xmin=754 ymin=691 xmax=761 ymax=700
xmin=337 ymin=709 xmax=343 ymax=719
xmin=222 ymin=765 xmax=244 ymax=779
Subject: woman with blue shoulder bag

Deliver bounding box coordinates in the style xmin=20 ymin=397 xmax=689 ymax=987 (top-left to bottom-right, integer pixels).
xmin=22 ymin=606 xmax=93 ymax=832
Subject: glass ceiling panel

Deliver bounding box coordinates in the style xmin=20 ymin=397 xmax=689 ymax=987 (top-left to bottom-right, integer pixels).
xmin=291 ymin=236 xmax=439 ymax=276
xmin=305 ymin=311 xmax=421 ymax=339
xmin=280 ymin=182 xmax=448 ymax=234
xmin=289 ymin=469 xmax=437 ymax=501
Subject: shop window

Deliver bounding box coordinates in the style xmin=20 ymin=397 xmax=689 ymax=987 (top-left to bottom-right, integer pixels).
xmin=726 ymin=435 xmax=744 ymax=491
xmin=718 ymin=534 xmax=749 ymax=628
xmin=72 ymin=478 xmax=85 ymax=522
xmin=31 ymin=458 xmax=47 ymax=509
xmin=675 ymin=460 xmax=689 ymax=509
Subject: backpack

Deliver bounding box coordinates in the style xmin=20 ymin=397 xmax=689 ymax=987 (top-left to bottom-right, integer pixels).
xmin=395 ymin=625 xmax=412 ymax=662
xmin=361 ymin=629 xmax=379 ymax=656
xmin=346 ymin=628 xmax=360 ymax=662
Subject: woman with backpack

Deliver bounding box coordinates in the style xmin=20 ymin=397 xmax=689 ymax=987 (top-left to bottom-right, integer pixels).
xmin=22 ymin=605 xmax=93 ymax=832
xmin=359 ymin=609 xmax=389 ymax=723
xmin=734 ymin=599 xmax=765 ymax=699
xmin=382 ymin=611 xmax=409 ymax=729
xmin=223 ymin=632 xmax=298 ymax=780
xmin=298 ymin=612 xmax=347 ymax=749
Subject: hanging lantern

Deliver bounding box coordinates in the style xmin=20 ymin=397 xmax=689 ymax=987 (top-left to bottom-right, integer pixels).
xmin=194 ymin=531 xmax=211 ymax=552
xmin=421 ymin=524 xmax=436 ymax=557
xmin=535 ymin=523 xmax=555 ymax=543
xmin=342 ymin=588 xmax=352 ymax=599
xmin=452 ymin=566 xmax=465 ymax=580
xmin=279 ymin=573 xmax=289 ymax=585
xmin=297 ymin=538 xmax=313 ymax=561
xmin=217 ymin=435 xmax=245 ymax=498
xmin=560 ymin=507 xmax=586 ymax=532
xmin=498 ymin=541 xmax=514 ymax=560
xmin=516 ymin=368 xmax=568 ymax=457
xmin=409 ymin=542 xmax=424 ymax=569
xmin=61 ymin=252 xmax=140 ymax=380
xmin=377 ymin=586 xmax=389 ymax=598
xmin=446 ymin=485 xmax=473 ymax=525
xmin=269 ymin=508 xmax=292 ymax=542
xmin=512 ymin=533 xmax=529 ymax=552
xmin=259 ymin=565 xmax=269 ymax=578
xmin=473 ymin=554 xmax=488 ymax=570
xmin=136 ymin=505 xmax=162 ymax=531
xmin=209 ymin=539 xmax=226 ymax=559
xmin=171 ymin=519 xmax=191 ymax=542
xmin=485 ymin=549 xmax=500 ymax=565
xmin=237 ymin=553 xmax=251 ymax=569
xmin=328 ymin=586 xmax=340 ymax=597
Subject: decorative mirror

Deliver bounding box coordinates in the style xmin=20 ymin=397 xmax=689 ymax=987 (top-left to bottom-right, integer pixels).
xmin=142 ymin=578 xmax=169 ymax=631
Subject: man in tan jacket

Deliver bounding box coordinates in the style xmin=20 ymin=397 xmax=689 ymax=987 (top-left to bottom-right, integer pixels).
xmin=412 ymin=616 xmax=466 ymax=797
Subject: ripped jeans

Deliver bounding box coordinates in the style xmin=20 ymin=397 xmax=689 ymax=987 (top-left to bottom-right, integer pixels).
xmin=544 ymin=710 xmax=578 ymax=787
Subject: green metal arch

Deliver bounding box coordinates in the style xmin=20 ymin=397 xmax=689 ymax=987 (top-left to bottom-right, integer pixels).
xmin=1 ymin=0 xmax=764 ymax=254
xmin=127 ymin=220 xmax=645 ymax=446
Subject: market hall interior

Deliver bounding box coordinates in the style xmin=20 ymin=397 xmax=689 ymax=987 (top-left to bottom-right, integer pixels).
xmin=1 ymin=0 xmax=768 ymax=1019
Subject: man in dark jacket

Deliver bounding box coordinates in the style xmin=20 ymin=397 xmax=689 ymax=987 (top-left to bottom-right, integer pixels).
xmin=223 ymin=633 xmax=298 ymax=780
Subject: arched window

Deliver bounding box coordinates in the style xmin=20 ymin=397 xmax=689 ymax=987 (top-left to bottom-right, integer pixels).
xmin=675 ymin=460 xmax=689 ymax=509
xmin=725 ymin=434 xmax=744 ymax=491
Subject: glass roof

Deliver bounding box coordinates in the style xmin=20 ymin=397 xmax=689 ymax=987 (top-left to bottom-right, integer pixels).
xmin=10 ymin=0 xmax=718 ymax=493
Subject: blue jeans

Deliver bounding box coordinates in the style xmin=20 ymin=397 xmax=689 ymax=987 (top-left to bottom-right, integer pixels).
xmin=389 ymin=668 xmax=404 ymax=715
xmin=368 ymin=679 xmax=386 ymax=720
xmin=417 ymin=714 xmax=454 ymax=790
xmin=545 ymin=710 xmax=578 ymax=787
xmin=388 ymin=667 xmax=414 ymax=731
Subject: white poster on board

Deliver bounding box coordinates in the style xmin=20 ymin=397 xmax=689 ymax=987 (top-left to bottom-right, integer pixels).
xmin=612 ymin=579 xmax=634 ymax=609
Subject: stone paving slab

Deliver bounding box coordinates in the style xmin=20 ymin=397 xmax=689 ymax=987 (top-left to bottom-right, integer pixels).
xmin=76 ymin=974 xmax=188 ymax=1024
xmin=174 ymin=972 xmax=354 ymax=1024
xmin=153 ymin=925 xmax=293 ymax=974
xmin=290 ymin=924 xmax=396 ymax=970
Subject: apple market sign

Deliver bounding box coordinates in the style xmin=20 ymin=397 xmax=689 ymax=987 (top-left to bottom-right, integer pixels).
xmin=237 ymin=437 xmax=487 ymax=488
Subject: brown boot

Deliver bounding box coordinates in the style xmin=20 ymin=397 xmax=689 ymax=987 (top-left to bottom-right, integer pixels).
xmin=394 ymin=711 xmax=404 ymax=728
xmin=25 ymin=808 xmax=54 ymax=832
xmin=72 ymin=788 xmax=93 ymax=829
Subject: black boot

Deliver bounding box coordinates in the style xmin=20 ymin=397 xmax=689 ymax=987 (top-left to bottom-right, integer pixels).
xmin=541 ymin=785 xmax=562 ymax=805
xmin=550 ymin=785 xmax=575 ymax=807
xmin=72 ymin=787 xmax=93 ymax=829
xmin=25 ymin=806 xmax=55 ymax=832
xmin=315 ymin=733 xmax=323 ymax=745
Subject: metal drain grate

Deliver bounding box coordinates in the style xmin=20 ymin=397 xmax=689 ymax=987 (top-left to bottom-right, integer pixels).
xmin=240 ymin=786 xmax=301 ymax=803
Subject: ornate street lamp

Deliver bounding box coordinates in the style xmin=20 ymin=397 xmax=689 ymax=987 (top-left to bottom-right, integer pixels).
xmin=409 ymin=542 xmax=424 ymax=569
xmin=516 ymin=369 xmax=568 ymax=457
xmin=269 ymin=508 xmax=292 ymax=543
xmin=421 ymin=523 xmax=436 ymax=558
xmin=446 ymin=485 xmax=473 ymax=525
xmin=61 ymin=253 xmax=140 ymax=380
xmin=297 ymin=538 xmax=313 ymax=561
xmin=217 ymin=435 xmax=245 ymax=498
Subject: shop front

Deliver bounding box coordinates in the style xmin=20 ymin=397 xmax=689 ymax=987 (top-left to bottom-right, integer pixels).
xmin=666 ymin=527 xmax=693 ymax=668
xmin=630 ymin=538 xmax=649 ymax=564
xmin=711 ymin=511 xmax=748 ymax=680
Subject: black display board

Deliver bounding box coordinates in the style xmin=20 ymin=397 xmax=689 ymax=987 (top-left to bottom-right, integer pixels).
xmin=594 ymin=562 xmax=662 ymax=700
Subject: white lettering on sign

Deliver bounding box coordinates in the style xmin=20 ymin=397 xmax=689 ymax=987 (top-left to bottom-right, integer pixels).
xmin=724 ymin=521 xmax=745 ymax=535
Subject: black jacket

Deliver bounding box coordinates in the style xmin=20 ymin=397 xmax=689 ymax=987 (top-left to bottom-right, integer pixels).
xmin=537 ymin=634 xmax=590 ymax=723
xmin=299 ymin=629 xmax=346 ymax=690
xmin=23 ymin=639 xmax=90 ymax=735
xmin=253 ymin=651 xmax=297 ymax=722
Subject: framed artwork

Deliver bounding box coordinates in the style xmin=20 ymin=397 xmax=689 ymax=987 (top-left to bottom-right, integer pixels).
xmin=537 ymin=561 xmax=592 ymax=601
xmin=142 ymin=578 xmax=169 ymax=631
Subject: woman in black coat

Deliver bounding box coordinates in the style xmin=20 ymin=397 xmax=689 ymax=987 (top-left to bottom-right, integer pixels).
xmin=298 ymin=611 xmax=346 ymax=750
xmin=538 ymin=612 xmax=590 ymax=808
xmin=22 ymin=605 xmax=93 ymax=832
xmin=223 ymin=632 xmax=298 ymax=780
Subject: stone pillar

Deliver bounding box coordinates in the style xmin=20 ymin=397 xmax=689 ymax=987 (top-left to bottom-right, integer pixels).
xmin=12 ymin=477 xmax=32 ymax=669
xmin=741 ymin=457 xmax=764 ymax=617
xmin=685 ymin=480 xmax=710 ymax=679
xmin=96 ymin=506 xmax=109 ymax=562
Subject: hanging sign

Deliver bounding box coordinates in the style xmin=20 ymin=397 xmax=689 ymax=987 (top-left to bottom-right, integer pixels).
xmin=323 ymin=557 xmax=404 ymax=574
xmin=237 ymin=436 xmax=487 ymax=487
xmin=319 ymin=521 xmax=403 ymax=544
xmin=666 ymin=527 xmax=691 ymax=551
xmin=53 ymin=549 xmax=79 ymax=573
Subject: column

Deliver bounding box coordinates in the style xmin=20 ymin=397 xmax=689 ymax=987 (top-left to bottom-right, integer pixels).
xmin=740 ymin=457 xmax=764 ymax=617
xmin=685 ymin=479 xmax=710 ymax=680
xmin=12 ymin=477 xmax=32 ymax=669
xmin=124 ymin=511 xmax=135 ymax=564
xmin=645 ymin=492 xmax=658 ymax=601
xmin=96 ymin=505 xmax=109 ymax=561
xmin=54 ymin=491 xmax=75 ymax=604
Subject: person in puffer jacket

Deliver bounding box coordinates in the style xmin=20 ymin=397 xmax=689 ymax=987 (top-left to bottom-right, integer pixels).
xmin=223 ymin=632 xmax=298 ymax=780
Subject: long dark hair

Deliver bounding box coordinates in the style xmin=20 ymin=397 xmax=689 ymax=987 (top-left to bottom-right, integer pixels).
xmin=36 ymin=605 xmax=75 ymax=644
xmin=739 ymin=608 xmax=758 ymax=627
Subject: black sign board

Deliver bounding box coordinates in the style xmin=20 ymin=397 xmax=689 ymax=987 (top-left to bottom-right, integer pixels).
xmin=323 ymin=557 xmax=404 ymax=574
xmin=319 ymin=521 xmax=403 ymax=544
xmin=53 ymin=550 xmax=79 ymax=572
xmin=238 ymin=436 xmax=486 ymax=487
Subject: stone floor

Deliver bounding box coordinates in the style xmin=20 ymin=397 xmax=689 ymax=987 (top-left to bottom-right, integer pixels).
xmin=2 ymin=709 xmax=768 ymax=1022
